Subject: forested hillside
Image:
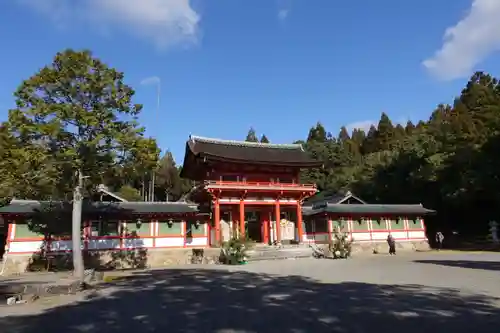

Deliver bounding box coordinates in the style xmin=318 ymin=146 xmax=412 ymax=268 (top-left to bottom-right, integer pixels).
xmin=296 ymin=72 xmax=500 ymax=235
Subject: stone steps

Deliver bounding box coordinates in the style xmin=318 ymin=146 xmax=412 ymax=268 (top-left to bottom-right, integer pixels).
xmin=247 ymin=246 xmax=312 ymax=262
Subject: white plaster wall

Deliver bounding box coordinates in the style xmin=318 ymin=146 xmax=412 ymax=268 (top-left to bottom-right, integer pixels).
xmin=372 ymin=232 xmax=389 ymax=241
xmin=155 ymin=237 xmax=184 ymax=247
xmin=185 ymin=237 xmax=208 ymax=246
xmin=408 ymin=231 xmax=426 ymax=239
xmin=9 ymin=241 xmax=44 ymax=253
xmin=391 ymin=231 xmax=407 ymax=240
xmin=351 ymin=232 xmax=371 ymax=241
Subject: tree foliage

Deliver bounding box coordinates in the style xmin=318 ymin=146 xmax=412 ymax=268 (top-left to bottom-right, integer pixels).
xmin=6 ymin=49 xmax=160 ymax=199
xmin=0 ymin=123 xmax=57 ymax=204
xmin=154 ymin=152 xmax=192 ymax=201
xmin=116 ymin=185 xmax=143 ymax=201
xmin=3 ymin=49 xmax=162 ymax=278
xmin=245 ymin=127 xmax=259 ymax=142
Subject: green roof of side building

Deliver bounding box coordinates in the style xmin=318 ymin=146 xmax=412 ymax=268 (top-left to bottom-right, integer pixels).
xmin=303 ymin=203 xmax=435 ymax=216
xmin=302 ymin=190 xmax=435 ymax=216
xmin=0 ymin=200 xmax=199 ymax=215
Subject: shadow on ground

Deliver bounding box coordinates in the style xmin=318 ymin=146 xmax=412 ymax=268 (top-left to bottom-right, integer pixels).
xmin=1 ymin=268 xmax=499 ymax=333
xmin=415 ymin=259 xmax=500 ymax=271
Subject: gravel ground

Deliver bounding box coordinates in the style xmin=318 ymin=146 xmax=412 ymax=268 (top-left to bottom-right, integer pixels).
xmin=1 ymin=252 xmax=499 ymax=333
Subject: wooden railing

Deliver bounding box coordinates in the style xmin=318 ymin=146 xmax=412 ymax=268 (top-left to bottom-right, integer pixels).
xmin=205 ymin=180 xmax=317 ymax=189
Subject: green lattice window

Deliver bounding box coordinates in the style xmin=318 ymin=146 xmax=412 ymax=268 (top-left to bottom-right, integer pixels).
xmin=352 ymin=219 xmax=369 ymax=230
xmin=391 ymin=219 xmax=404 ymax=230
xmin=90 ymin=220 xmax=120 ymax=237
xmin=14 ymin=223 xmax=41 ymax=239
xmin=371 ymin=219 xmax=387 ymax=230
xmin=186 ymin=220 xmax=205 ymax=237
xmin=332 ymin=219 xmax=347 ymax=231
xmin=158 ymin=220 xmax=182 ymax=235
xmin=125 ymin=220 xmax=150 ymax=237
xmin=408 ymin=219 xmax=422 ymax=229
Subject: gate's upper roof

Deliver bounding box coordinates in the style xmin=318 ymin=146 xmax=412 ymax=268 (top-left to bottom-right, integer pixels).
xmin=186 ymin=135 xmax=321 ymax=164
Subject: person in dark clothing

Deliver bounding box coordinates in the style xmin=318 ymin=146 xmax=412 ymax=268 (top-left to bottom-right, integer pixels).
xmin=387 ymin=233 xmax=396 ymax=255
xmin=435 ymin=231 xmax=444 ymax=251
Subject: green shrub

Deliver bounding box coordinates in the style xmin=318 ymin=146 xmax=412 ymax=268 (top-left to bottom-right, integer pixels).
xmin=328 ymin=228 xmax=353 ymax=259
xmin=220 ymin=236 xmax=254 ymax=265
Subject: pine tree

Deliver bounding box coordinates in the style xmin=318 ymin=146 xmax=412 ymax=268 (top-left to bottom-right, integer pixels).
xmin=260 ymin=134 xmax=270 ymax=143
xmin=394 ymin=124 xmax=406 ymax=141
xmin=245 ymin=128 xmax=259 ymax=142
xmin=307 ymin=122 xmax=328 ymax=143
xmin=351 ymin=129 xmax=366 ymax=149
xmin=362 ymin=125 xmax=378 ymax=154
xmin=337 ymin=126 xmax=350 ymax=143
xmin=405 ymin=120 xmax=415 ymax=135
xmin=7 ymin=49 xmax=160 ymax=282
xmin=375 ymin=112 xmax=395 ymax=150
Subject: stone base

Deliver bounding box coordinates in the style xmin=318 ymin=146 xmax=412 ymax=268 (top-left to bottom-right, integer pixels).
xmin=313 ymin=240 xmax=430 ymax=256
xmin=351 ymin=240 xmax=430 ymax=255
xmin=1 ymin=248 xmax=222 ymax=275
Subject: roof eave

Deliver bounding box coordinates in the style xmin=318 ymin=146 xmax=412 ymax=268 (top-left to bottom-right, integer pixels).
xmin=0 ymin=200 xmax=200 ymax=215
xmin=200 ymin=153 xmax=322 ymax=167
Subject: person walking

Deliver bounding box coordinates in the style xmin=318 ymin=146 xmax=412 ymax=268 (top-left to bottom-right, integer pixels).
xmin=435 ymin=231 xmax=444 ymax=251
xmin=387 ymin=233 xmax=396 ymax=255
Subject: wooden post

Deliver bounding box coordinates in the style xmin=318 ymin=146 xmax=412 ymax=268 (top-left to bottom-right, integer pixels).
xmin=296 ymin=203 xmax=303 ymax=243
xmin=275 ymin=201 xmax=281 ymax=243
xmin=260 ymin=210 xmax=269 ymax=244
xmin=214 ymin=199 xmax=220 ymax=245
xmin=239 ymin=200 xmax=245 ymax=238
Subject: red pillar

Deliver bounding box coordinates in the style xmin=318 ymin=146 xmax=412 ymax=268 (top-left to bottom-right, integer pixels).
xmin=297 ymin=203 xmax=303 ymax=243
xmin=239 ymin=200 xmax=245 ymax=237
xmin=261 ymin=210 xmax=269 ymax=244
xmin=231 ymin=207 xmax=238 ymax=236
xmin=214 ymin=199 xmax=220 ymax=245
xmin=275 ymin=201 xmax=281 ymax=243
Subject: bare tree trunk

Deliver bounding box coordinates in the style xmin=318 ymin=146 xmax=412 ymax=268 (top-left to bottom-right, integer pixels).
xmin=72 ymin=170 xmax=84 ymax=282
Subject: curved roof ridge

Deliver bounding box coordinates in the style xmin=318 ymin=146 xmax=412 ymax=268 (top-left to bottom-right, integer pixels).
xmin=190 ymin=135 xmax=303 ymax=150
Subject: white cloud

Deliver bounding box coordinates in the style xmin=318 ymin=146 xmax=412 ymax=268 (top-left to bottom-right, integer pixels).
xmin=18 ymin=0 xmax=200 ymax=49
xmin=277 ymin=0 xmax=291 ymax=21
xmin=346 ymin=116 xmax=411 ymax=133
xmin=423 ymin=0 xmax=500 ymax=81
xmin=278 ymin=9 xmax=289 ymax=21
xmin=346 ymin=120 xmax=375 ymax=133
xmin=140 ymin=76 xmax=161 ymax=86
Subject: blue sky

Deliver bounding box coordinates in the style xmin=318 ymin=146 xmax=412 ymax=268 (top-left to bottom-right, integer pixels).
xmin=1 ymin=0 xmax=500 ymax=163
